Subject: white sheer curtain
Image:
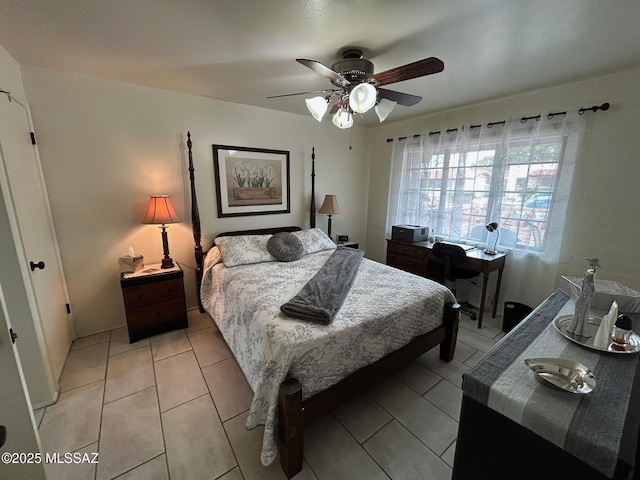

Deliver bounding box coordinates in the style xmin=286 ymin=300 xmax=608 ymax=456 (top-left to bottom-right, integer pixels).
xmin=386 ymin=113 xmax=584 ymax=307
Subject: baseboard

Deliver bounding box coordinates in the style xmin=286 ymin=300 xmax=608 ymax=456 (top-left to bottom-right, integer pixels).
xmin=31 ymin=389 xmax=58 ymax=410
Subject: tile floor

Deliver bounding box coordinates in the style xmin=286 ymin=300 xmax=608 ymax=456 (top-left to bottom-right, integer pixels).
xmin=34 ymin=309 xmax=505 ymax=480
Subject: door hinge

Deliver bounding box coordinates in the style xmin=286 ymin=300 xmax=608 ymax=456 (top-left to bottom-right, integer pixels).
xmin=30 ymin=132 xmax=36 ymax=145
xmin=9 ymin=328 xmax=18 ymax=344
xmin=66 ymin=303 xmax=71 ymax=314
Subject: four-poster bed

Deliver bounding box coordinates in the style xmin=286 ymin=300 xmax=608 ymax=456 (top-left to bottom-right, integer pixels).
xmin=186 ymin=132 xmax=460 ymax=478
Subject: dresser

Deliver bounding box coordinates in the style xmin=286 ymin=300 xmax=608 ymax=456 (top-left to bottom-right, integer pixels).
xmin=120 ymin=264 xmax=188 ymax=343
xmin=454 ymin=290 xmax=640 ymax=479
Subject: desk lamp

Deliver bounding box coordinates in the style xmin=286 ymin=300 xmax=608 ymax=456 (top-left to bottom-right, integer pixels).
xmin=484 ymin=222 xmax=500 ymax=255
xmin=142 ymin=195 xmax=181 ymax=268
xmin=318 ymin=195 xmax=341 ymax=239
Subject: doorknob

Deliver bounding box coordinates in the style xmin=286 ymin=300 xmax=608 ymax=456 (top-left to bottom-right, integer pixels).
xmin=29 ymin=261 xmax=45 ymax=271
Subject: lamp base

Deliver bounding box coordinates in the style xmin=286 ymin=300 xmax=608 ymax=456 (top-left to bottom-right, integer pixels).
xmin=483 ymin=249 xmax=498 ymax=255
xmin=161 ymin=257 xmax=175 ymax=269
xmin=160 ymin=225 xmax=174 ymax=268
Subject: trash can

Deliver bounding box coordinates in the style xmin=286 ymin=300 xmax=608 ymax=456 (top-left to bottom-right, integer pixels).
xmin=503 ymin=301 xmax=533 ymax=333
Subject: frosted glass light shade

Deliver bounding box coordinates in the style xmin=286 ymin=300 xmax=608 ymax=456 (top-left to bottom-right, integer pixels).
xmin=375 ymin=98 xmax=397 ymax=122
xmin=305 ymin=96 xmax=328 ymax=122
xmin=332 ymin=109 xmax=353 ymax=129
xmin=349 ymin=83 xmax=376 ymax=113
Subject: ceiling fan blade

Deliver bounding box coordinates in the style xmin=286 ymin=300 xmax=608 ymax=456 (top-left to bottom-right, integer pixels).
xmin=372 ymin=57 xmax=444 ymax=86
xmin=267 ymin=89 xmax=337 ymax=99
xmin=378 ymin=88 xmax=422 ymax=106
xmin=296 ymin=59 xmax=349 ymax=86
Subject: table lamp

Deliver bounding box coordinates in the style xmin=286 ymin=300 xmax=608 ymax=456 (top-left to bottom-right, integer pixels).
xmin=318 ymin=194 xmax=341 ymax=239
xmin=142 ymin=195 xmax=181 ymax=268
xmin=484 ymin=222 xmax=500 ymax=255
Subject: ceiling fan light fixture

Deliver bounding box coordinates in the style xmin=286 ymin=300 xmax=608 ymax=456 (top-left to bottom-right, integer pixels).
xmin=305 ymin=96 xmax=328 ymax=122
xmin=375 ymin=98 xmax=397 ymax=122
xmin=332 ymin=108 xmax=353 ymax=129
xmin=349 ymin=83 xmax=377 ymax=114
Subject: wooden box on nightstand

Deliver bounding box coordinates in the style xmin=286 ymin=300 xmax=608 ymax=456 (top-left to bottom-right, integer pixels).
xmin=120 ymin=264 xmax=188 ymax=343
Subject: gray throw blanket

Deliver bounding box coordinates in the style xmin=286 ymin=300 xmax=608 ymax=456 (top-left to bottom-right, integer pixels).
xmin=281 ymin=247 xmax=364 ymax=324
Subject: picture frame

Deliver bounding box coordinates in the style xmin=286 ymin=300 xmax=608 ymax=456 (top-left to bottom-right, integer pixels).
xmin=212 ymin=144 xmax=290 ymax=218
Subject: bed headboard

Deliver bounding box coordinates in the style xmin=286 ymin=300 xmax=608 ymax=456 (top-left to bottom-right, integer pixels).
xmin=215 ymin=226 xmax=301 ymax=239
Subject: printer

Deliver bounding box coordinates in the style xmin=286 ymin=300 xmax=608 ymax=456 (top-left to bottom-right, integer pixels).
xmin=391 ymin=225 xmax=429 ymax=243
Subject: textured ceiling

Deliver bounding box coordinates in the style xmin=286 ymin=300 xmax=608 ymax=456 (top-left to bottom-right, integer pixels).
xmin=1 ymin=0 xmax=639 ymax=126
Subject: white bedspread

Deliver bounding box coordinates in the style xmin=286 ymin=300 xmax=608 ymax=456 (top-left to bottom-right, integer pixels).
xmin=200 ymin=248 xmax=455 ymax=465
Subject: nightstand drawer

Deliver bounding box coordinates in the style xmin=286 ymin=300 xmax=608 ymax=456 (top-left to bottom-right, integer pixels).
xmin=125 ymin=298 xmax=186 ymax=330
xmin=123 ymin=278 xmax=184 ymax=309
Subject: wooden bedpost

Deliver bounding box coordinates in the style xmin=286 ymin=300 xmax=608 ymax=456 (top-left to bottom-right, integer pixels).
xmin=440 ymin=302 xmax=460 ymax=361
xmin=278 ymin=378 xmax=304 ymax=479
xmin=187 ymin=132 xmax=205 ymax=313
xmin=310 ymin=147 xmax=316 ymax=228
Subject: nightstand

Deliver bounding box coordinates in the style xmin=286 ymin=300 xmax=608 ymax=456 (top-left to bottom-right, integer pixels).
xmin=120 ymin=263 xmax=188 ymax=343
xmin=336 ymin=241 xmax=359 ymax=249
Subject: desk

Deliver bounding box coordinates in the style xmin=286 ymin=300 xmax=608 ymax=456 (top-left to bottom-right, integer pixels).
xmin=454 ymin=290 xmax=640 ymax=479
xmin=386 ymin=239 xmax=507 ymax=328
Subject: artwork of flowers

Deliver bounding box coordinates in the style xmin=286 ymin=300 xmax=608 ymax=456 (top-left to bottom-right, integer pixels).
xmin=212 ymin=145 xmax=290 ymax=217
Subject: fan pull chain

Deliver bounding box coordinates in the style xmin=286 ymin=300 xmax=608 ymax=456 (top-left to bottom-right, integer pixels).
xmin=349 ymin=127 xmax=353 ymax=150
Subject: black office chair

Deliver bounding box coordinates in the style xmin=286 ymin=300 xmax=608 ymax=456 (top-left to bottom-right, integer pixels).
xmin=432 ymin=242 xmax=479 ymax=320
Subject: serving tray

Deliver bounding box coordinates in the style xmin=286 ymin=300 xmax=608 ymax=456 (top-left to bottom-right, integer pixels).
xmin=524 ymin=357 xmax=596 ymax=394
xmin=553 ymin=315 xmax=640 ymax=354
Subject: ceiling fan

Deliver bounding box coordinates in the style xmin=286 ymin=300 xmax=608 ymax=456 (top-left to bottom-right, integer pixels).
xmin=268 ymin=48 xmax=444 ymax=128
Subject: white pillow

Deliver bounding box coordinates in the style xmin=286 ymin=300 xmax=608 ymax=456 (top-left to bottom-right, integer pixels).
xmin=203 ymin=246 xmax=223 ymax=270
xmin=214 ymin=234 xmax=277 ymax=267
xmin=291 ymin=228 xmax=336 ymax=256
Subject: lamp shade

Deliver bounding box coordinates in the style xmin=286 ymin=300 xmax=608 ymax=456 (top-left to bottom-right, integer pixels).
xmin=332 ymin=108 xmax=353 ymax=129
xmin=318 ymin=195 xmax=342 ymax=215
xmin=142 ymin=195 xmax=182 ymax=224
xmin=375 ymin=98 xmax=397 ymax=122
xmin=305 ymin=96 xmax=328 ymax=122
xmin=349 ymin=83 xmax=377 ymax=113
xmin=485 ymin=222 xmax=499 ymax=233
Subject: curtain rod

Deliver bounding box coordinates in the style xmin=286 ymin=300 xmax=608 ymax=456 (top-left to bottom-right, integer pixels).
xmin=386 ymin=102 xmax=610 ymax=143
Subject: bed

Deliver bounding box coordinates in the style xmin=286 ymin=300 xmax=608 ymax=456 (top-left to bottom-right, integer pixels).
xmin=186 ymin=134 xmax=460 ymax=478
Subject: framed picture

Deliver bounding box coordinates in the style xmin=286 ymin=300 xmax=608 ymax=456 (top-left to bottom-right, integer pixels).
xmin=212 ymin=144 xmax=290 ymax=218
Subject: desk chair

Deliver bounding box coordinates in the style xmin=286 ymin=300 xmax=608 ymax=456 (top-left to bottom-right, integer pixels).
xmin=432 ymin=242 xmax=479 ymax=320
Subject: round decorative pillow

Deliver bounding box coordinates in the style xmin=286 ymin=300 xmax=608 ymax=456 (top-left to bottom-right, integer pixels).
xmin=267 ymin=232 xmax=304 ymax=262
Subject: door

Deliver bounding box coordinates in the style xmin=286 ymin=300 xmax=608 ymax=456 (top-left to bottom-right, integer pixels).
xmin=0 ymin=290 xmax=47 ymax=480
xmin=0 ymin=92 xmax=74 ymax=403
xmin=0 ymin=175 xmax=47 ymax=479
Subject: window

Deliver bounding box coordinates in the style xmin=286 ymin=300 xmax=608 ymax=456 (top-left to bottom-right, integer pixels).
xmin=390 ymin=117 xmax=580 ymax=254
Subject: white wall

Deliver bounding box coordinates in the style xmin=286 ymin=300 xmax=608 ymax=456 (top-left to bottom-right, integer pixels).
xmin=16 ymin=60 xmax=640 ymax=335
xmin=20 ymin=66 xmax=372 ymax=336
xmin=367 ymin=68 xmax=640 ymax=309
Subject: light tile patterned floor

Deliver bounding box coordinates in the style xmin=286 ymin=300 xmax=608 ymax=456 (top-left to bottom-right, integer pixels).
xmin=34 ymin=309 xmax=504 ymax=480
